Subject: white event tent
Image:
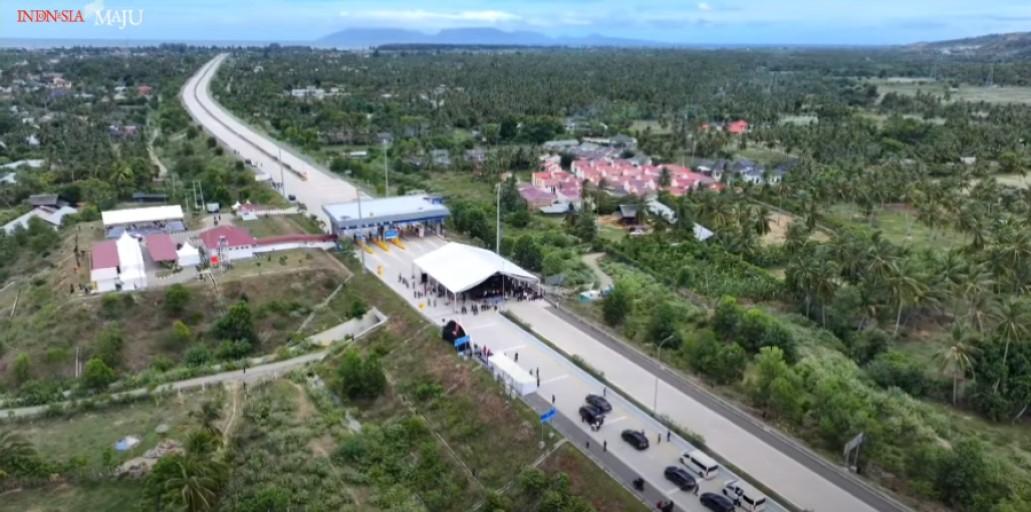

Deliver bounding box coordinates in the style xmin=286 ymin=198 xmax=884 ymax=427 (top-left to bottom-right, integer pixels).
xmin=176 ymin=241 xmax=201 ymax=267
xmin=116 ymin=232 xmax=147 ymax=290
xmin=412 ymin=242 xmax=538 ymax=295
xmin=488 ymin=353 xmax=537 ymax=396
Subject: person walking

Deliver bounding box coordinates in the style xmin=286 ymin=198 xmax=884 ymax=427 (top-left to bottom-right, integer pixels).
xmin=551 ymin=394 xmax=555 ymax=404
xmin=603 ymin=440 xmax=607 ymax=452
xmin=657 ymin=433 xmax=661 ymax=445
xmin=666 ymin=430 xmax=671 ymax=442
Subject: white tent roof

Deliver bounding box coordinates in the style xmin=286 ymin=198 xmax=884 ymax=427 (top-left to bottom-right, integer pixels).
xmin=102 ymin=205 xmax=184 ymax=227
xmin=488 ymin=353 xmax=537 ymax=395
xmin=116 ymin=232 xmax=146 ymax=278
xmin=176 ymin=241 xmax=199 ymax=258
xmin=413 ymin=242 xmax=538 ymax=294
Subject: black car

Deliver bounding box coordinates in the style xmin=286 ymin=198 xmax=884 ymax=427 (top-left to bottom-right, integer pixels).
xmin=700 ymin=492 xmax=735 ymax=512
xmin=585 ymin=394 xmax=612 ymax=413
xmin=579 ymin=404 xmax=605 ymax=424
xmin=620 ymin=429 xmax=649 ymax=450
xmin=663 ymin=466 xmax=697 ymax=491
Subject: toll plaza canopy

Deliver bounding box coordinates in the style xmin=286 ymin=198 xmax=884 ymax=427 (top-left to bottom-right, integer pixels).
xmin=413 ymin=242 xmax=538 ymax=294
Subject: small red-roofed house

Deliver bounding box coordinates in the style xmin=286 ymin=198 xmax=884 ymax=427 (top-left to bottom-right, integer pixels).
xmin=91 ymin=240 xmax=119 ymax=292
xmin=727 ymin=120 xmax=749 ymax=135
xmin=199 ymin=225 xmax=256 ymax=262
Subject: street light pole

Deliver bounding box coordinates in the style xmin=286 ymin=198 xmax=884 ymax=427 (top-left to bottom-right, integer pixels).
xmin=278 ymin=147 xmax=287 ymax=198
xmin=383 ymin=139 xmax=389 ymax=194
xmin=496 ymin=182 xmax=501 ymax=254
xmin=653 ymin=333 xmax=677 ymax=414
xmin=355 ymin=172 xmax=366 ymax=273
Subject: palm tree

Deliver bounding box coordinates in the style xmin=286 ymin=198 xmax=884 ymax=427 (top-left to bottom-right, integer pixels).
xmin=935 ymin=327 xmax=978 ymax=405
xmin=0 ymin=430 xmax=38 ymax=479
xmin=990 ymin=297 xmax=1030 ymax=388
xmin=887 ymin=261 xmax=928 ymax=335
xmin=160 ymin=456 xmax=227 ymax=512
xmin=754 ymin=206 xmax=772 ymax=237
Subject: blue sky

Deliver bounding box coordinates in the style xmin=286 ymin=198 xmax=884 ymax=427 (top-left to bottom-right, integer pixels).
xmin=3 ymin=0 xmax=1030 ymax=45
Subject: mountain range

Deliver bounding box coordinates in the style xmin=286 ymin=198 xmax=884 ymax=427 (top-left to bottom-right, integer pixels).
xmin=905 ymin=31 xmax=1031 ymax=59
xmin=316 ymin=27 xmax=666 ymax=49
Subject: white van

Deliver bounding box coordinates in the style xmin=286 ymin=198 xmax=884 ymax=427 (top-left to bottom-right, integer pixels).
xmin=679 ymin=449 xmax=720 ymax=480
xmin=723 ymin=479 xmax=767 ymax=512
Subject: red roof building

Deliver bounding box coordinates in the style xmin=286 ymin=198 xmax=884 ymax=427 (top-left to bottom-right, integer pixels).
xmin=91 ymin=240 xmax=119 ymax=270
xmin=144 ymin=233 xmax=177 ymax=262
xmin=727 ymin=120 xmax=749 ymax=135
xmin=199 ymin=225 xmax=256 ymax=250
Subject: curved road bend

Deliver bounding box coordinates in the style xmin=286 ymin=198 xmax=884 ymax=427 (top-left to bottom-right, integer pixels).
xmin=181 ymin=53 xmax=362 ymax=227
xmin=180 ymin=54 xmax=911 ymax=512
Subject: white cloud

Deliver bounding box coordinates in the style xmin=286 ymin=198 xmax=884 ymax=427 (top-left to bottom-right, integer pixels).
xmin=697 ymin=2 xmax=713 ymax=11
xmin=342 ymin=9 xmax=522 ymax=25
xmin=83 ymin=0 xmax=105 ymax=18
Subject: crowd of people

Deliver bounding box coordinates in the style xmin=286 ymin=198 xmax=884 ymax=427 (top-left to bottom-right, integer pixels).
xmin=400 ymin=272 xmax=544 ymax=314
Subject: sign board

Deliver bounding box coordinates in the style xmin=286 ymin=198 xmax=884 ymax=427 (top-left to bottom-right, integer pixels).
xmin=539 ymin=408 xmax=556 ymax=423
xmin=843 ymin=432 xmax=865 ymax=457
xmin=384 ymin=229 xmax=399 ymax=240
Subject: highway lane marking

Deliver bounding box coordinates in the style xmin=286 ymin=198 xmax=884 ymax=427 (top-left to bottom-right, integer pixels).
xmin=665 ymin=486 xmax=681 ymax=495
xmin=604 ymin=415 xmax=628 ymax=425
xmin=541 ymin=375 xmax=569 ymax=385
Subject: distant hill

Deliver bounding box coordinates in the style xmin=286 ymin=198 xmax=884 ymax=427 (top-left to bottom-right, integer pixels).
xmin=316 ymin=27 xmax=665 ymax=49
xmin=907 ymin=31 xmax=1031 ymax=59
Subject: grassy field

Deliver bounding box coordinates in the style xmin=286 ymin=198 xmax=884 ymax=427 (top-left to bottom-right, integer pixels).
xmin=630 ymin=119 xmax=673 ymax=135
xmin=0 ymin=263 xmax=340 ymax=386
xmin=13 ymin=391 xmax=215 ymax=471
xmin=868 ymin=77 xmax=1031 ymax=105
xmin=734 ymin=146 xmax=794 ymax=163
xmin=537 ymin=443 xmax=648 ymax=512
xmin=0 ymin=481 xmax=142 ymax=512
xmin=779 ymin=114 xmax=817 ymax=126
xmin=238 ymin=213 xmax=319 ymax=237
xmin=995 ymin=173 xmax=1031 ymax=189
xmin=824 ymin=202 xmax=968 ymax=252
xmin=1 ymin=391 xmax=220 ymax=511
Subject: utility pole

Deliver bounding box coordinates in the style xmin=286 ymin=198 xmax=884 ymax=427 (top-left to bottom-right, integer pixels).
xmin=278 ymin=147 xmax=286 ymax=197
xmin=356 ymin=176 xmax=366 ymax=273
xmin=383 ymin=139 xmax=389 ymax=194
xmin=496 ymin=182 xmax=501 ymax=254
xmin=653 ymin=333 xmax=677 ymax=413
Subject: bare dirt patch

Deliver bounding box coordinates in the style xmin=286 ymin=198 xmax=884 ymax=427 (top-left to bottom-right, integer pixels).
xmin=761 ymin=210 xmax=829 ymax=246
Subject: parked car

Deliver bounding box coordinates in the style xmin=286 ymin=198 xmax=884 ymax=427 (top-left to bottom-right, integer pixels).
xmin=579 ymin=405 xmax=605 ymax=424
xmin=620 ymin=429 xmax=649 ymax=450
xmin=722 ymin=479 xmax=767 ymax=511
xmin=700 ymin=492 xmax=735 ymax=512
xmin=663 ymin=466 xmax=697 ymax=491
xmin=585 ymin=394 xmax=612 ymax=413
